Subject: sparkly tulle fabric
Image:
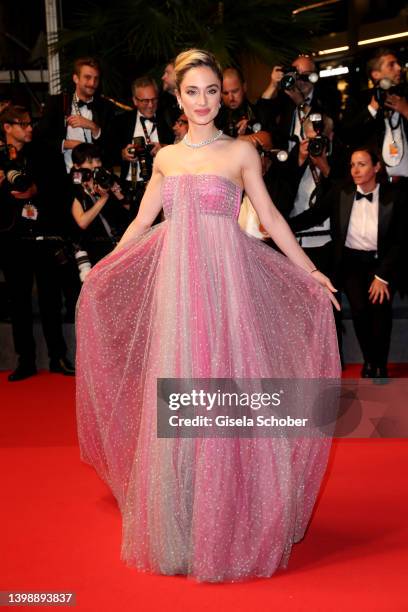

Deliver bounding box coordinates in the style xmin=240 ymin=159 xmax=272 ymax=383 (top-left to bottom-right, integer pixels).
xmin=76 ymin=174 xmax=340 ymax=582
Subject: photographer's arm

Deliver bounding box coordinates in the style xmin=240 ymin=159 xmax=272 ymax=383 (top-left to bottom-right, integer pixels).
xmin=10 ymin=184 xmax=38 ymax=200
xmin=261 ymin=66 xmax=284 ymax=99
xmin=71 ymin=193 xmax=109 ymax=230
xmin=113 ymin=160 xmax=164 ymax=251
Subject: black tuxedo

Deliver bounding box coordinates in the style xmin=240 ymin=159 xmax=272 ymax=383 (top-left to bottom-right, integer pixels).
xmin=107 ymin=109 xmax=174 ymax=182
xmin=289 ymin=182 xmax=407 ymax=368
xmin=0 ymin=141 xmax=71 ymax=367
xmin=35 ymin=92 xmax=116 ymax=172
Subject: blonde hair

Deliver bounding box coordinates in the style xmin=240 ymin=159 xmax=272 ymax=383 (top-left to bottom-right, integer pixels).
xmin=174 ymin=49 xmax=223 ymax=90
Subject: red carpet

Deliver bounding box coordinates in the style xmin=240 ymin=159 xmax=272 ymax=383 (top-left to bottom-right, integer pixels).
xmin=1 ymin=369 xmax=407 ymax=611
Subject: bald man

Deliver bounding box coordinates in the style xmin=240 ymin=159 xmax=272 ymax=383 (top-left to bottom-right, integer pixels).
xmin=216 ymin=67 xmax=272 ymax=150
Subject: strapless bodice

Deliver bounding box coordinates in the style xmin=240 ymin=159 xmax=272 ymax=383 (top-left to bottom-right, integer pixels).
xmin=162 ymin=174 xmax=242 ymax=220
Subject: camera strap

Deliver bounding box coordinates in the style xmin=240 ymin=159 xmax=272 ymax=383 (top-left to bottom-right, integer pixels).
xmin=384 ymin=112 xmax=404 ymax=166
xmin=72 ymin=95 xmax=93 ymax=143
xmin=83 ymin=187 xmax=114 ymax=239
xmin=308 ymin=161 xmax=321 ymax=187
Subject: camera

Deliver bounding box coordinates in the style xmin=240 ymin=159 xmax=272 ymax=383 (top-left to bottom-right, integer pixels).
xmin=225 ymin=110 xmax=262 ymax=138
xmin=0 ymin=143 xmax=33 ymax=192
xmin=92 ymin=167 xmax=115 ymax=189
xmin=306 ymin=113 xmax=330 ymax=157
xmin=373 ymin=78 xmax=403 ymax=108
xmin=71 ymin=166 xmax=116 ymax=190
xmin=129 ymin=136 xmax=154 ymax=182
xmin=280 ymin=68 xmax=319 ymax=92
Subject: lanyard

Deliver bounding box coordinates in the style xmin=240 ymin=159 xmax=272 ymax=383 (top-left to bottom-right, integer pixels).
xmin=71 ymin=95 xmax=93 ymax=143
xmin=83 ymin=187 xmax=113 ymax=238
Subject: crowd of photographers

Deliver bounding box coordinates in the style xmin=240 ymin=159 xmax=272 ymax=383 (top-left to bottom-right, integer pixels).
xmin=0 ymin=46 xmax=407 ymax=381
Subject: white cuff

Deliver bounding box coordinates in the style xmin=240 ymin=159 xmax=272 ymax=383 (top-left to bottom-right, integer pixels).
xmin=375 ymin=274 xmax=388 ymax=285
xmin=93 ymin=128 xmax=101 ymax=140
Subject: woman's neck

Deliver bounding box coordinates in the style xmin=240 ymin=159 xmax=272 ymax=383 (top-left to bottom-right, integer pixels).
xmin=359 ymin=180 xmax=377 ymax=193
xmin=186 ymin=121 xmax=220 ymax=144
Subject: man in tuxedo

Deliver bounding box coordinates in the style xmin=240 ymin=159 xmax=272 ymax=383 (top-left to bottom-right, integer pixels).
xmin=36 ymin=57 xmax=115 ymax=174
xmin=342 ymin=48 xmax=408 ymax=184
xmin=109 ymin=76 xmax=173 ymax=218
xmin=256 ymin=55 xmax=327 ymax=151
xmin=290 ymin=148 xmax=406 ymax=378
xmin=35 ymin=58 xmax=114 ymax=320
xmin=0 ymin=105 xmax=75 ymax=381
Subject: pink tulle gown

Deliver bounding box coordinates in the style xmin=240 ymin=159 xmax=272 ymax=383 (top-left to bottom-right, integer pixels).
xmin=76 ymin=174 xmax=340 ymax=582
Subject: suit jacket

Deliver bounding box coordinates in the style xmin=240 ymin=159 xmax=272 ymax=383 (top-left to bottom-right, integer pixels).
xmin=107 ymin=109 xmax=174 ymax=182
xmin=341 ymin=86 xmax=408 ymax=149
xmin=288 ymin=182 xmax=407 ymax=287
xmin=35 ymin=92 xmax=116 ymax=163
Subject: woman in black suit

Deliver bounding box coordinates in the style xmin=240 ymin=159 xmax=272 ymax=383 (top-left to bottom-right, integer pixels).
xmin=289 ymin=148 xmax=406 ymax=378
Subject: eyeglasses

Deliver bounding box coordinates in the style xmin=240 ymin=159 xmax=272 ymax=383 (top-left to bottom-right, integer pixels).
xmin=175 ymin=119 xmax=188 ymax=125
xmin=135 ymin=97 xmax=159 ymax=105
xmin=10 ymin=121 xmax=33 ymax=128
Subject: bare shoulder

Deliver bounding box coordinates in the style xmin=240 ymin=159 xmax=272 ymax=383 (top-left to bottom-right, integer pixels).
xmin=222 ymin=136 xmax=259 ymax=167
xmin=154 ymin=144 xmax=178 ymax=174
xmin=155 ymin=144 xmax=178 ymax=164
xmin=220 ymin=136 xmax=258 ymax=161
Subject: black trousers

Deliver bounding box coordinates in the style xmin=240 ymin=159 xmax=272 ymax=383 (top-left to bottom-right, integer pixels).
xmin=341 ymin=248 xmax=393 ymax=368
xmin=1 ymin=238 xmax=67 ymax=366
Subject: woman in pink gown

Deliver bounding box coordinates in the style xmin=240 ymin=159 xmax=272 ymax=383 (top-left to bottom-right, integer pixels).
xmin=76 ymin=49 xmax=341 ymax=582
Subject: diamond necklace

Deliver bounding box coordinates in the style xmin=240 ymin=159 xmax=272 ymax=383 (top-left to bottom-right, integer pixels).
xmin=183 ymin=130 xmax=223 ymax=148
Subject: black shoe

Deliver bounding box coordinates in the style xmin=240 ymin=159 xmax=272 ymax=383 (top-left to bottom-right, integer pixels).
xmin=373 ymin=366 xmax=388 ymax=380
xmin=49 ymin=356 xmax=75 ymax=376
xmin=8 ymin=363 xmax=37 ymax=382
xmin=361 ymin=362 xmax=374 ymax=378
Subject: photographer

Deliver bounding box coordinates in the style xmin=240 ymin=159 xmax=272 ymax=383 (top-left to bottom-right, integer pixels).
xmin=36 ymin=57 xmax=115 ymax=175
xmin=216 ymin=67 xmax=272 ymax=150
xmin=257 ymin=55 xmax=331 ymax=151
xmin=284 ymin=114 xmax=346 ymax=271
xmin=71 ymin=143 xmax=129 ymax=269
xmin=108 ymin=76 xmax=173 ymax=219
xmin=342 ymin=48 xmax=408 ymax=183
xmin=0 ymin=105 xmax=74 ymax=381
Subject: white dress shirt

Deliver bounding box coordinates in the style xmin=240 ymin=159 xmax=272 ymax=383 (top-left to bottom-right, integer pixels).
xmin=345 ymin=184 xmax=379 ymax=251
xmin=126 ymin=112 xmax=159 ymax=182
xmin=63 ymin=95 xmax=100 ymax=173
xmin=345 ymin=183 xmax=387 ymax=283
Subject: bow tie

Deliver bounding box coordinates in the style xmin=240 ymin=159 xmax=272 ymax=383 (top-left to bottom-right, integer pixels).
xmin=356 ymin=191 xmax=373 ymax=202
xmin=140 ymin=115 xmax=155 ymax=124
xmin=77 ymin=99 xmax=94 ymax=110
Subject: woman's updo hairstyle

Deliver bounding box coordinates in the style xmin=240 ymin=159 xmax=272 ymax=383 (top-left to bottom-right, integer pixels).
xmin=174 ymin=49 xmax=223 ymax=91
